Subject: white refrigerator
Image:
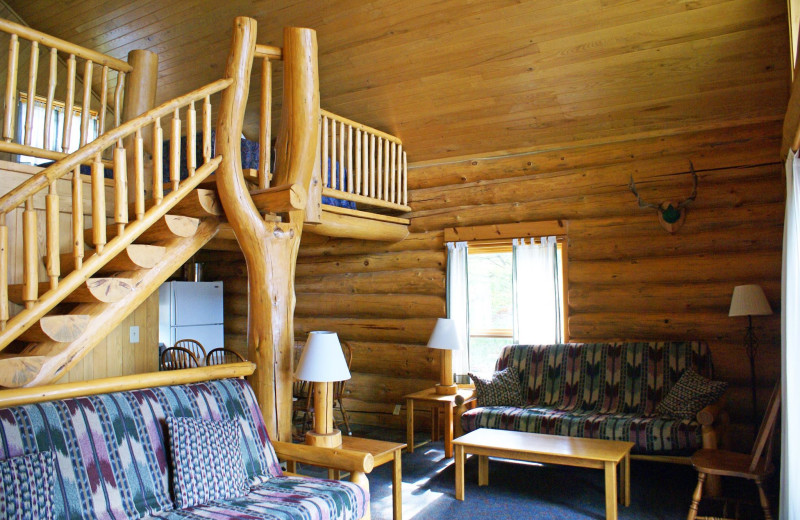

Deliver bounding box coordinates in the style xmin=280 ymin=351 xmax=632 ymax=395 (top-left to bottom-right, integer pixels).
xmin=158 ymin=281 xmax=224 ymax=353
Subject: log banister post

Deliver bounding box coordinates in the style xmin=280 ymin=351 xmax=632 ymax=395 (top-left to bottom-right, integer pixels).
xmin=216 ymin=18 xmax=319 ymax=442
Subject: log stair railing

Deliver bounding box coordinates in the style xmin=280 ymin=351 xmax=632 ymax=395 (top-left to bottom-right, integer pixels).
xmin=0 ymin=78 xmax=231 ymax=388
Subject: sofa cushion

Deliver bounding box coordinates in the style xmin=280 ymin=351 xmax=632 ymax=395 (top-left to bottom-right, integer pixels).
xmin=495 ymin=341 xmax=714 ymax=414
xmin=655 ymin=368 xmax=728 ymax=419
xmin=461 ymin=406 xmax=704 ymax=454
xmin=0 ymin=378 xmax=283 ymax=519
xmin=469 ymin=368 xmax=525 ymax=407
xmin=144 ymin=476 xmax=369 ymax=520
xmin=0 ymin=451 xmax=55 ymax=519
xmin=167 ymin=417 xmax=249 ymax=508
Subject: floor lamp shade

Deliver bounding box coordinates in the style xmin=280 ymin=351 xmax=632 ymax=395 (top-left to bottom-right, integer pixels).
xmin=295 ymin=331 xmax=350 ymax=448
xmin=427 ymin=318 xmax=462 ymax=395
xmin=295 ymin=331 xmax=351 ymax=382
xmin=729 ymin=285 xmax=773 ymax=317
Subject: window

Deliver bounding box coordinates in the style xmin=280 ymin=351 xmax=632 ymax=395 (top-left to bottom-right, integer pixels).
xmin=446 ymin=223 xmax=567 ymax=377
xmin=15 ymin=94 xmax=99 ymax=165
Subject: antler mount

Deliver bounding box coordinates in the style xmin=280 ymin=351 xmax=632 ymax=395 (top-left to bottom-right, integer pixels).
xmin=629 ymin=162 xmax=698 ymax=234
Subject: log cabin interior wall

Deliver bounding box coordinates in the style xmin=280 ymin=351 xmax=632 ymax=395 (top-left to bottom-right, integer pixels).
xmin=0 ymin=0 xmax=791 ymax=446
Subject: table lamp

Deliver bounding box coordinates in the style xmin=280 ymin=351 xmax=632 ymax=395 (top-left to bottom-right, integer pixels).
xmin=729 ymin=284 xmax=772 ymax=427
xmin=427 ymin=318 xmax=462 ymax=395
xmin=295 ymin=331 xmax=351 ymax=447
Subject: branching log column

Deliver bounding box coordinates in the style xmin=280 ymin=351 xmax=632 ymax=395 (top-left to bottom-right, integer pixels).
xmin=215 ymin=18 xmax=319 ymax=442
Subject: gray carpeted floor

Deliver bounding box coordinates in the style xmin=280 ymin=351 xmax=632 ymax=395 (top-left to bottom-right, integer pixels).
xmin=293 ymin=425 xmax=771 ymax=520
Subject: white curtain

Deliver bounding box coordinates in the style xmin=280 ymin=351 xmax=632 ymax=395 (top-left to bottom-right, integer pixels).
xmin=512 ymin=236 xmax=562 ymax=344
xmin=782 ymin=151 xmax=800 ymax=520
xmin=446 ymin=241 xmax=470 ymax=378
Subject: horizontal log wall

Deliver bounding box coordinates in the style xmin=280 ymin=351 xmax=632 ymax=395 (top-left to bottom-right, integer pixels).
xmin=407 ymin=120 xmax=784 ymax=449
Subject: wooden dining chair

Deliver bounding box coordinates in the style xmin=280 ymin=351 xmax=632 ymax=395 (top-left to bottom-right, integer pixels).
xmin=160 ymin=347 xmax=200 ymax=371
xmin=687 ymin=381 xmax=781 ymax=520
xmin=205 ymin=348 xmax=245 ymax=366
xmin=173 ymin=339 xmax=207 ymax=364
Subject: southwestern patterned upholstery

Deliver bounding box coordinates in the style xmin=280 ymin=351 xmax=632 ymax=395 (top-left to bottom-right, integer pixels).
xmin=0 ymin=378 xmax=368 ymax=520
xmin=461 ymin=341 xmax=719 ymax=454
xmin=0 ymin=451 xmax=55 ymax=519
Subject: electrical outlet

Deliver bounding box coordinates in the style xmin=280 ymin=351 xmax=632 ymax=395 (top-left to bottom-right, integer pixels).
xmin=129 ymin=326 xmax=139 ymax=343
xmin=393 ymin=404 xmax=401 ymax=415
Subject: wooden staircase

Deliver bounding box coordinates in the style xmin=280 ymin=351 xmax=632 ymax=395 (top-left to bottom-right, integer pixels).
xmin=0 ymin=80 xmax=232 ymax=388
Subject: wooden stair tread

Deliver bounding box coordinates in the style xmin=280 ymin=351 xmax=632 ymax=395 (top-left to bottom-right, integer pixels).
xmin=60 ymin=244 xmax=166 ymax=275
xmin=0 ymin=355 xmax=48 ymax=388
xmin=131 ymin=189 xmax=222 ymax=218
xmin=18 ymin=315 xmax=90 ymax=343
xmin=84 ymin=215 xmax=200 ymax=246
xmin=8 ymin=278 xmax=135 ymax=304
xmin=251 ymin=183 xmax=307 ymax=214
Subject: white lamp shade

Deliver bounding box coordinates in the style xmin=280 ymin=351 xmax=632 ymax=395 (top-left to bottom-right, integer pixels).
xmin=729 ymin=285 xmax=773 ymax=317
xmin=295 ymin=331 xmax=351 ymax=382
xmin=427 ymin=318 xmax=462 ymax=351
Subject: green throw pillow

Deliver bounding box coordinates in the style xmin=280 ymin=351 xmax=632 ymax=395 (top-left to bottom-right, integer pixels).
xmin=655 ymin=368 xmax=728 ymax=420
xmin=469 ymin=367 xmax=525 ymax=407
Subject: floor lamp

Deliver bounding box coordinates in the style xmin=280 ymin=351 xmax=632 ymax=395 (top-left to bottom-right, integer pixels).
xmin=295 ymin=331 xmax=351 ymax=448
xmin=729 ymin=284 xmax=773 ymax=429
xmin=427 ymin=318 xmax=463 ymax=395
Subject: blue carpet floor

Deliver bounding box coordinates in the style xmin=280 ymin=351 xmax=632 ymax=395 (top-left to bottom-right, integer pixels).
xmin=293 ymin=426 xmax=771 ymax=520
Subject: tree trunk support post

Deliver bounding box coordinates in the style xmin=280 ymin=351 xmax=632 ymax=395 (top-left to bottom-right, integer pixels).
xmin=215 ymin=17 xmax=320 ymax=442
xmin=122 ymin=49 xmax=158 ymax=202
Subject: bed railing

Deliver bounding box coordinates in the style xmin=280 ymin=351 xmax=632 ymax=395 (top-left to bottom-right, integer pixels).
xmin=320 ymin=109 xmax=410 ymax=213
xmin=0 ymin=18 xmax=131 ymax=164
xmin=0 ymin=78 xmax=230 ymax=347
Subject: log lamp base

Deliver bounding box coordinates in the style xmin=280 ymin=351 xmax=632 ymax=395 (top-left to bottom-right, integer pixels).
xmin=305 ymin=429 xmax=342 ymax=448
xmin=435 ymin=383 xmax=458 ymax=395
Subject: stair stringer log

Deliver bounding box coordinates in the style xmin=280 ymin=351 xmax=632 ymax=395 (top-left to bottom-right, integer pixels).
xmin=215 ymin=19 xmax=319 ymax=442
xmin=2 ymin=218 xmax=220 ymax=388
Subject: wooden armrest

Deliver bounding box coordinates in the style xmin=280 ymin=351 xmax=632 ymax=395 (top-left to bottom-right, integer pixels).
xmin=696 ymin=393 xmax=727 ymax=426
xmin=271 ymin=441 xmax=375 ymax=474
xmin=454 ymin=391 xmax=476 ymax=407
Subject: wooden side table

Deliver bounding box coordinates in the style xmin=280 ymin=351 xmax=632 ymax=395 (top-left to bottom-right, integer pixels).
xmin=329 ymin=436 xmax=406 ymax=520
xmin=404 ymin=386 xmax=475 ymax=458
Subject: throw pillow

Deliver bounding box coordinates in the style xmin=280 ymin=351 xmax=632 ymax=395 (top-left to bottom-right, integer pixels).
xmin=469 ymin=367 xmax=525 ymax=407
xmin=655 ymin=368 xmax=728 ymax=420
xmin=0 ymin=451 xmax=55 ymax=519
xmin=166 ymin=416 xmax=249 ymax=508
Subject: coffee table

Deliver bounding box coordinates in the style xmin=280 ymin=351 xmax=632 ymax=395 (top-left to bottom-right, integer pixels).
xmin=453 ymin=429 xmax=633 ymax=520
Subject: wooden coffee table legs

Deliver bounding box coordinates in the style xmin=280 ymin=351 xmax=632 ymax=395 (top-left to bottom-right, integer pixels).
xmin=454 ymin=444 xmax=632 ymax=520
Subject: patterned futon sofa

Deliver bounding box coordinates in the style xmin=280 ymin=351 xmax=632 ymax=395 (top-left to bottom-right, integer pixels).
xmin=458 ymin=342 xmax=725 ymax=455
xmin=0 ymin=378 xmax=369 ymax=519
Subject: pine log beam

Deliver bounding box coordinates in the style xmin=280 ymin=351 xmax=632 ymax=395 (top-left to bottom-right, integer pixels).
xmin=306 ymin=207 xmax=409 ymax=241
xmin=215 ymin=19 xmax=319 ymax=442
xmin=18 ymin=314 xmax=89 ymax=343
xmin=59 ymin=244 xmax=166 ymax=275
xmin=15 ymin=218 xmax=220 ymax=387
xmin=250 ymin=183 xmax=307 ymax=214
xmin=85 ymin=215 xmax=199 ymax=245
xmin=8 ymin=278 xmax=134 ymax=304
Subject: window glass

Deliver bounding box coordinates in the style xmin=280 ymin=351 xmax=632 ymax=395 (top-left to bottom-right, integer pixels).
xmin=467 ymin=249 xmax=513 ymax=374
xmin=16 ymin=97 xmax=98 ymax=165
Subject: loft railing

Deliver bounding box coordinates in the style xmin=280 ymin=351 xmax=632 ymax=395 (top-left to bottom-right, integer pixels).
xmin=0 ymin=78 xmax=231 ymax=349
xmin=319 ymin=109 xmax=409 ymax=213
xmin=0 ymin=18 xmax=131 ymax=164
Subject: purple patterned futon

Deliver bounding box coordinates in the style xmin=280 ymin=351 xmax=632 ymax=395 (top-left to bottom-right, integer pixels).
xmin=461 ymin=342 xmax=716 ymax=454
xmin=0 ymin=378 xmax=368 ymax=520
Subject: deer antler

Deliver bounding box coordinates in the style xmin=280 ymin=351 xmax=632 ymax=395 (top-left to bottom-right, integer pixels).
xmin=628 ymin=175 xmax=660 ymax=209
xmin=676 ymin=161 xmax=698 ymax=209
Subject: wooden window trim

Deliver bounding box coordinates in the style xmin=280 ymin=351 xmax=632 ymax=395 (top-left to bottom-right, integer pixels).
xmin=448 ymin=220 xmax=570 ymax=341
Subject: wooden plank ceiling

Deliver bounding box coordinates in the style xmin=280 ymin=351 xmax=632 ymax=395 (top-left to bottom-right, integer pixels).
xmin=5 ymin=0 xmax=790 ymax=164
